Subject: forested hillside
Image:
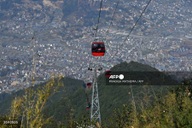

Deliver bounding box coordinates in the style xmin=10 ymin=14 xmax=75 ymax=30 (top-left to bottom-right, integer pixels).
xmin=0 ymin=61 xmax=191 ymax=127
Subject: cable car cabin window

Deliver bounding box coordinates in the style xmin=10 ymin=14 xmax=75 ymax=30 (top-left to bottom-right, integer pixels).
xmin=92 ymin=42 xmax=105 ymax=56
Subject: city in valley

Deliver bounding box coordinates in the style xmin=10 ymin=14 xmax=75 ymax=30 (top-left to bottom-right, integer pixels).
xmin=0 ymin=0 xmax=192 ymax=93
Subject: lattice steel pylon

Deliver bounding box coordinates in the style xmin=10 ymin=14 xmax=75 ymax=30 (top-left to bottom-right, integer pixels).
xmin=90 ymin=67 xmax=101 ymax=125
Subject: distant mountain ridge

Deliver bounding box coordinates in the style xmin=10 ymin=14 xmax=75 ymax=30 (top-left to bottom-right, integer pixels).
xmin=111 ymin=61 xmax=159 ymax=71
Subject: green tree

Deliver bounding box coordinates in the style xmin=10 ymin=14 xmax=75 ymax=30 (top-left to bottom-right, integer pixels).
xmin=8 ymin=75 xmax=64 ymax=128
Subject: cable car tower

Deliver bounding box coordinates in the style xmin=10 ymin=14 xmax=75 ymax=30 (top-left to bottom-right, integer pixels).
xmin=88 ymin=0 xmax=104 ymax=126
xmin=86 ymin=0 xmax=152 ymax=126
xmin=90 ymin=67 xmax=101 ymax=125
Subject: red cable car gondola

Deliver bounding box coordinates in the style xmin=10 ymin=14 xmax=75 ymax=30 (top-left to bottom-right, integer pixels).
xmin=86 ymin=82 xmax=92 ymax=88
xmin=86 ymin=102 xmax=91 ymax=110
xmin=105 ymin=70 xmax=111 ymax=78
xmin=92 ymin=42 xmax=105 ymax=56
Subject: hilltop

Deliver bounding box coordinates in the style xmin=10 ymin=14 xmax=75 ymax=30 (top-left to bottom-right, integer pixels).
xmin=0 ymin=61 xmax=181 ymax=127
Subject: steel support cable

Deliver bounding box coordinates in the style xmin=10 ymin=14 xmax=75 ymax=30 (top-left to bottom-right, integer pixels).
xmin=128 ymin=0 xmax=152 ymax=120
xmin=62 ymin=1 xmax=103 ymax=71
xmin=104 ymin=0 xmax=121 ymax=57
xmin=130 ymin=85 xmax=137 ymax=117
xmin=94 ymin=0 xmax=104 ymax=39
xmin=91 ymin=0 xmax=120 ymax=67
xmin=108 ymin=0 xmax=152 ymax=121
xmin=95 ymin=0 xmax=121 ymax=67
xmin=88 ymin=0 xmax=104 ymax=70
xmin=124 ymin=0 xmax=152 ymax=43
xmin=127 ymin=0 xmax=152 ymax=116
xmin=110 ymin=0 xmax=153 ymax=60
xmin=131 ymin=0 xmax=152 ymax=121
xmin=105 ymin=0 xmax=120 ymax=35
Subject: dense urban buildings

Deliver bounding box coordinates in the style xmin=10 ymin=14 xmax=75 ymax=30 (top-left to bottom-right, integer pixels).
xmin=0 ymin=0 xmax=192 ymax=93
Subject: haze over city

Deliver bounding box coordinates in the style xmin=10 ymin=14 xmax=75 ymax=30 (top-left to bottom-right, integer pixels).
xmin=0 ymin=0 xmax=192 ymax=93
